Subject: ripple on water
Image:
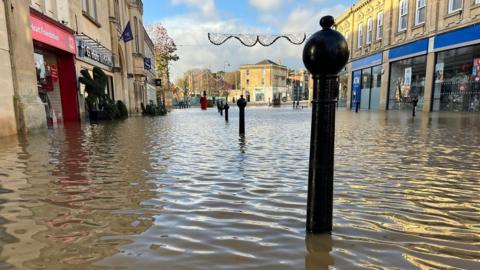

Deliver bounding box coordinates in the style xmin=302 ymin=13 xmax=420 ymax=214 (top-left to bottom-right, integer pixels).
xmin=0 ymin=109 xmax=479 ymax=270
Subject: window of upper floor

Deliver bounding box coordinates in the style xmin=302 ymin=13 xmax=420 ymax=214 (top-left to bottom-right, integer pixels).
xmin=366 ymin=18 xmax=373 ymax=45
xmin=82 ymin=0 xmax=98 ymax=23
xmin=357 ymin=23 xmax=363 ymax=48
xmin=398 ymin=0 xmax=408 ymax=32
xmin=246 ymin=69 xmax=250 ymax=76
xmin=134 ymin=16 xmax=140 ymax=53
xmin=476 ymin=0 xmax=480 ymax=5
xmin=376 ymin=12 xmax=383 ymax=40
xmin=415 ymin=0 xmax=426 ymax=25
xmin=448 ymin=0 xmax=463 ymax=13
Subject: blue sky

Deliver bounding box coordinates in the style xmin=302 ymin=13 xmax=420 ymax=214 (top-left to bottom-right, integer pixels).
xmin=143 ymin=0 xmax=355 ymax=81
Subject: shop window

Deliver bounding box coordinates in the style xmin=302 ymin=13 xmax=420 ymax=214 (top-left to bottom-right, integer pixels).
xmin=376 ymin=12 xmax=383 ymax=40
xmin=114 ymin=0 xmax=120 ymax=24
xmin=448 ymin=0 xmax=463 ymax=13
xmin=357 ymin=23 xmax=363 ymax=48
xmin=398 ymin=0 xmax=408 ymax=32
xmin=338 ymin=73 xmax=349 ymax=107
xmin=107 ymin=76 xmax=115 ymax=101
xmin=433 ymin=45 xmax=480 ymax=112
xmin=415 ymin=0 xmax=426 ymax=25
xmin=388 ymin=55 xmax=427 ymax=110
xmin=83 ymin=0 xmax=98 ymax=21
xmin=366 ymin=18 xmax=373 ymax=45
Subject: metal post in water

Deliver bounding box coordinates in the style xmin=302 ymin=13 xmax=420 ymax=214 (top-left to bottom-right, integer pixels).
xmin=224 ymin=103 xmax=230 ymax=122
xmin=302 ymin=16 xmax=349 ymax=234
xmin=237 ymin=95 xmax=247 ymax=135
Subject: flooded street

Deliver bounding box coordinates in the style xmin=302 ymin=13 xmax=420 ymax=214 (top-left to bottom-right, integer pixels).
xmin=0 ymin=107 xmax=479 ymax=270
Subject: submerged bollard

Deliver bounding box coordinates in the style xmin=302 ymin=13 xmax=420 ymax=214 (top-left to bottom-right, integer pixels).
xmin=303 ymin=15 xmax=349 ymax=234
xmin=224 ymin=103 xmax=230 ymax=122
xmin=237 ymin=95 xmax=247 ymax=135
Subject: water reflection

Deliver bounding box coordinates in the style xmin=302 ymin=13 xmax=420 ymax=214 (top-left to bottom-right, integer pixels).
xmin=305 ymin=234 xmax=333 ymax=270
xmin=0 ymin=108 xmax=479 ymax=269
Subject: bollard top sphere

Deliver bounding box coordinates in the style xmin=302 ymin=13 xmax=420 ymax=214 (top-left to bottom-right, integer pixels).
xmin=303 ymin=16 xmax=350 ymax=76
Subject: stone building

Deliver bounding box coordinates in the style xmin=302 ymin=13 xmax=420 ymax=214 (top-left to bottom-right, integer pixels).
xmin=72 ymin=0 xmax=114 ymax=121
xmin=0 ymin=0 xmax=153 ymax=138
xmin=1 ymin=0 xmax=49 ymax=137
xmin=336 ymin=0 xmax=480 ymax=113
xmin=109 ymin=0 xmax=146 ymax=115
xmin=287 ymin=69 xmax=310 ymax=102
xmin=240 ymin=60 xmax=288 ymax=103
xmin=144 ymin=26 xmax=157 ymax=105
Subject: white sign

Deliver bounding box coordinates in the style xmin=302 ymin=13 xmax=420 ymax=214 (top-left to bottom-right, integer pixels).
xmin=404 ymin=67 xmax=412 ymax=86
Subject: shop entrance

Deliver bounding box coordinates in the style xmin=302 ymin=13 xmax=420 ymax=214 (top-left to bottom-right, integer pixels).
xmin=34 ymin=46 xmax=78 ymax=126
xmin=351 ymin=65 xmax=382 ymax=111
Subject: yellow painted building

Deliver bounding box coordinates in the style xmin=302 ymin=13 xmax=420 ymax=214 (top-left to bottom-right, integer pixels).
xmin=240 ymin=60 xmax=288 ymax=103
xmin=336 ymin=0 xmax=480 ymax=113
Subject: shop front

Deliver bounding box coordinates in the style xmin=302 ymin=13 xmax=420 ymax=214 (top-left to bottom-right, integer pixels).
xmin=350 ymin=52 xmax=383 ymax=111
xmin=76 ymin=34 xmax=114 ymax=120
xmin=387 ymin=39 xmax=428 ymax=111
xmin=31 ymin=10 xmax=78 ymax=125
xmin=432 ymin=25 xmax=480 ymax=112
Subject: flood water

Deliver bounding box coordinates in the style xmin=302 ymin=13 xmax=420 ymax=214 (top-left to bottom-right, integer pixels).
xmin=0 ymin=107 xmax=479 ymax=270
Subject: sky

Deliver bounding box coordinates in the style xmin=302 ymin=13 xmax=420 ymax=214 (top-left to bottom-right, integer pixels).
xmin=143 ymin=0 xmax=356 ymax=81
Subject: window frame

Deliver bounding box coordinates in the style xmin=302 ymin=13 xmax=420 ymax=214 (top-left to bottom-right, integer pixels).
xmin=82 ymin=0 xmax=98 ymax=22
xmin=448 ymin=0 xmax=463 ymax=13
xmin=398 ymin=0 xmax=408 ymax=32
xmin=415 ymin=0 xmax=426 ymax=25
xmin=376 ymin=12 xmax=383 ymax=40
xmin=357 ymin=22 xmax=363 ymax=49
xmin=134 ymin=16 xmax=140 ymax=53
xmin=366 ymin=17 xmax=373 ymax=45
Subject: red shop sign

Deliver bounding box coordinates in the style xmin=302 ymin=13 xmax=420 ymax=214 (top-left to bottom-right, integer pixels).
xmin=30 ymin=13 xmax=76 ymax=54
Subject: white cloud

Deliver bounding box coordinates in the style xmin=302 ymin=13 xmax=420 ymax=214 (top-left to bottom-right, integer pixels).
xmin=170 ymin=0 xmax=216 ymax=16
xmin=249 ymin=0 xmax=284 ymax=11
xmin=154 ymin=4 xmax=347 ymax=82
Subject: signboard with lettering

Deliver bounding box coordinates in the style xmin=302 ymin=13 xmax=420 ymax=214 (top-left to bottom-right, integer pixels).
xmin=30 ymin=13 xmax=76 ymax=54
xmin=144 ymin=58 xmax=152 ymax=70
xmin=77 ymin=38 xmax=113 ymax=68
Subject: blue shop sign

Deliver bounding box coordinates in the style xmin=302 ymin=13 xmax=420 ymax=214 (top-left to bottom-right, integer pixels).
xmin=144 ymin=58 xmax=152 ymax=70
xmin=389 ymin=38 xmax=429 ymax=62
xmin=351 ymin=52 xmax=383 ymax=71
xmin=434 ymin=24 xmax=480 ymax=51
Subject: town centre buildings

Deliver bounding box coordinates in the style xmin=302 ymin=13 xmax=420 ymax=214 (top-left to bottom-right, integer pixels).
xmin=0 ymin=0 xmax=158 ymax=137
xmin=336 ymin=0 xmax=480 ymax=112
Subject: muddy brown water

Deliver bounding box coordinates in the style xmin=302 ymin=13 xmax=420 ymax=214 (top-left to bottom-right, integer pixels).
xmin=0 ymin=108 xmax=479 ymax=269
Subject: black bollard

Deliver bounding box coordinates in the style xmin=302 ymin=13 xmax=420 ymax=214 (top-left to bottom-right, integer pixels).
xmin=220 ymin=101 xmax=224 ymax=116
xmin=237 ymin=95 xmax=247 ymax=135
xmin=355 ymin=100 xmax=360 ymax=113
xmin=303 ymin=15 xmax=349 ymax=234
xmin=224 ymin=103 xmax=230 ymax=122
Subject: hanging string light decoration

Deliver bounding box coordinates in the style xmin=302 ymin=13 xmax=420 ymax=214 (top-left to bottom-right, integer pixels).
xmin=208 ymin=33 xmax=307 ymax=47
